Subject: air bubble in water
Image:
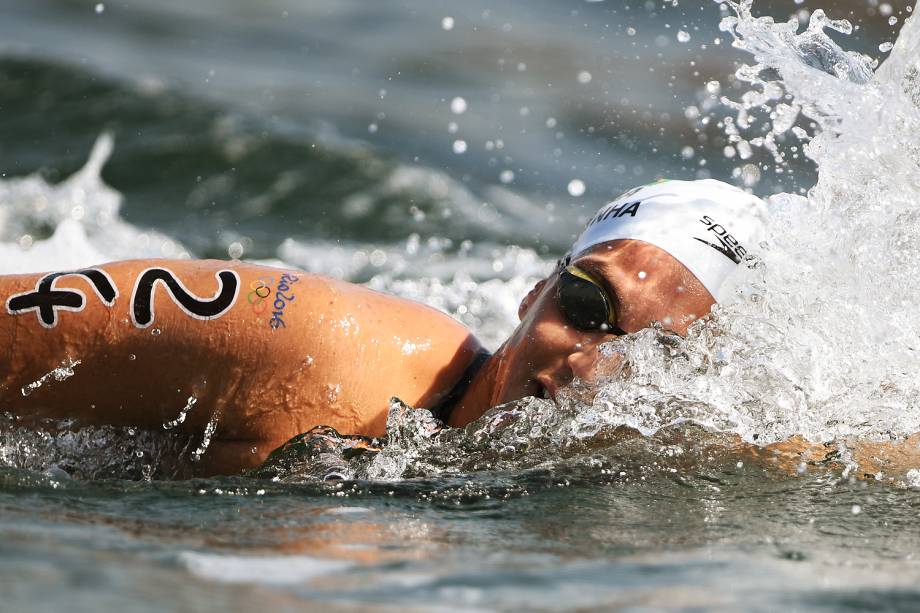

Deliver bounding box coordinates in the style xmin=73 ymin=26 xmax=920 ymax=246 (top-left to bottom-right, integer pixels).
xmin=677 ymin=30 xmax=691 ymax=43
xmin=577 ymin=70 xmax=592 ymax=84
xmin=94 ymin=3 xmax=104 ymax=13
xmin=681 ymin=146 xmax=695 ymax=159
xmin=452 ymin=140 xmax=467 ymax=154
xmin=499 ymin=170 xmax=515 ymax=183
xmin=228 ymin=241 xmax=244 ymax=259
xmin=879 ymin=41 xmax=894 ymax=52
xmin=441 ymin=16 xmax=454 ymax=31
xmin=627 ymin=26 xmax=637 ymax=36
xmin=567 ymin=179 xmax=586 ymax=197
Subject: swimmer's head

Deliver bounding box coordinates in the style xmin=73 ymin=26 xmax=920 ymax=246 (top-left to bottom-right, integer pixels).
xmin=488 ymin=179 xmax=767 ymax=406
xmin=567 ymin=178 xmax=768 ymax=302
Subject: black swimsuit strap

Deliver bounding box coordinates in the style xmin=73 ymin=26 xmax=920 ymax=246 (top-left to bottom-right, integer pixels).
xmin=427 ymin=349 xmax=492 ymax=423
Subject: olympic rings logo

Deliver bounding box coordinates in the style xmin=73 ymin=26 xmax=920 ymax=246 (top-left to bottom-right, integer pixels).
xmin=247 ymin=277 xmax=275 ymax=314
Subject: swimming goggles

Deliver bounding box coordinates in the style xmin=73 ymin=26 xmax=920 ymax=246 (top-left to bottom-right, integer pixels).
xmin=556 ymin=264 xmax=627 ymax=335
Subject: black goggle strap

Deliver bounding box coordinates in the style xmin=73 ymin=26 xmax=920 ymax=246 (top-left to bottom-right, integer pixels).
xmin=564 ymin=265 xmax=617 ymax=326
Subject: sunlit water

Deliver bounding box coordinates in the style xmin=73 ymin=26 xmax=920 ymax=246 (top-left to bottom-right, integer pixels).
xmin=1 ymin=0 xmax=920 ymax=610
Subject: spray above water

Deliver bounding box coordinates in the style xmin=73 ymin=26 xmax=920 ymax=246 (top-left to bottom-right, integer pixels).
xmin=298 ymin=0 xmax=920 ymax=483
xmin=544 ymin=1 xmax=920 ymax=448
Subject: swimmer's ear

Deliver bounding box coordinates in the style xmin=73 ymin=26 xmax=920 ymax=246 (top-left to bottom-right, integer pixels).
xmin=518 ymin=278 xmax=548 ymax=320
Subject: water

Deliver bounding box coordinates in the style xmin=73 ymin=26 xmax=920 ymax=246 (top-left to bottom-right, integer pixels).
xmin=2 ymin=0 xmax=920 ymax=610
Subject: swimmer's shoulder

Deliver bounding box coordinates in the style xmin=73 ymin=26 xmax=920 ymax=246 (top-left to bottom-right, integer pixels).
xmin=321 ymin=275 xmax=477 ymax=340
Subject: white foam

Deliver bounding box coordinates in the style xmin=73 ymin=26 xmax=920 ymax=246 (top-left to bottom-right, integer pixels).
xmin=0 ymin=134 xmax=189 ymax=274
xmin=564 ymin=1 xmax=920 ymax=444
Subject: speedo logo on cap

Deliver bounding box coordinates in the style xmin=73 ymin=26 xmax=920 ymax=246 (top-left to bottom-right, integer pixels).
xmin=693 ymin=215 xmax=747 ymax=264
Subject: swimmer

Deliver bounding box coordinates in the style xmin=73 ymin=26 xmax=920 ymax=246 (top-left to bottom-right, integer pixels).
xmin=0 ymin=179 xmax=767 ymax=474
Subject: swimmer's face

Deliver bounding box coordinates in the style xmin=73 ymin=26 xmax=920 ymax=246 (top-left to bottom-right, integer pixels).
xmin=491 ymin=239 xmax=716 ymax=406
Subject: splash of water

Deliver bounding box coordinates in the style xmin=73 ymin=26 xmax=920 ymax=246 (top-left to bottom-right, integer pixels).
xmin=0 ymin=413 xmax=194 ymax=480
xmin=20 ymin=359 xmax=81 ymax=397
xmin=264 ymin=1 xmax=920 ymax=482
xmin=0 ymin=134 xmax=189 ymax=273
xmin=535 ymin=1 xmax=920 ymax=448
xmin=163 ymin=396 xmax=198 ymax=430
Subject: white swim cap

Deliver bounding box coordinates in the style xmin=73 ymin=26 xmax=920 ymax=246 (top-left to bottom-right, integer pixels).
xmin=569 ymin=179 xmax=768 ymax=302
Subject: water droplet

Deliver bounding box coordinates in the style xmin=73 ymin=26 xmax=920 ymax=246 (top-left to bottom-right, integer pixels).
xmin=441 ymin=16 xmax=454 ymax=31
xmin=94 ymin=3 xmax=104 ymax=14
xmin=737 ymin=141 xmax=753 ymax=160
xmin=545 ymin=117 xmax=557 ymax=128
xmin=740 ymin=163 xmax=761 ymax=187
xmin=128 ymin=354 xmax=136 ymax=361
xmin=627 ymin=26 xmax=637 ymax=36
xmin=567 ymin=179 xmax=586 ymax=197
xmin=889 ymin=16 xmax=898 ymax=25
xmin=637 ymin=271 xmax=648 ymax=280
xmin=367 ymin=123 xmax=378 ymax=133
xmin=705 ymin=80 xmax=721 ymax=95
xmin=577 ymin=70 xmax=592 ymax=84
xmin=151 ymin=328 xmax=162 ymax=336
xmin=677 ymin=30 xmax=691 ymax=43
xmin=851 ymin=504 xmax=862 ymax=515
xmin=681 ymin=146 xmax=695 ymax=160
xmin=452 ymin=140 xmax=467 ymax=154
xmin=879 ymin=41 xmax=894 ymax=52
xmin=228 ymin=241 xmax=244 ymax=259
xmin=499 ymin=170 xmax=515 ymax=184
xmin=450 ymin=96 xmax=467 ymax=114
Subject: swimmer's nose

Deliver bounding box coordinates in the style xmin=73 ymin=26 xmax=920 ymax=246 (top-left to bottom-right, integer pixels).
xmin=566 ymin=346 xmax=599 ymax=381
